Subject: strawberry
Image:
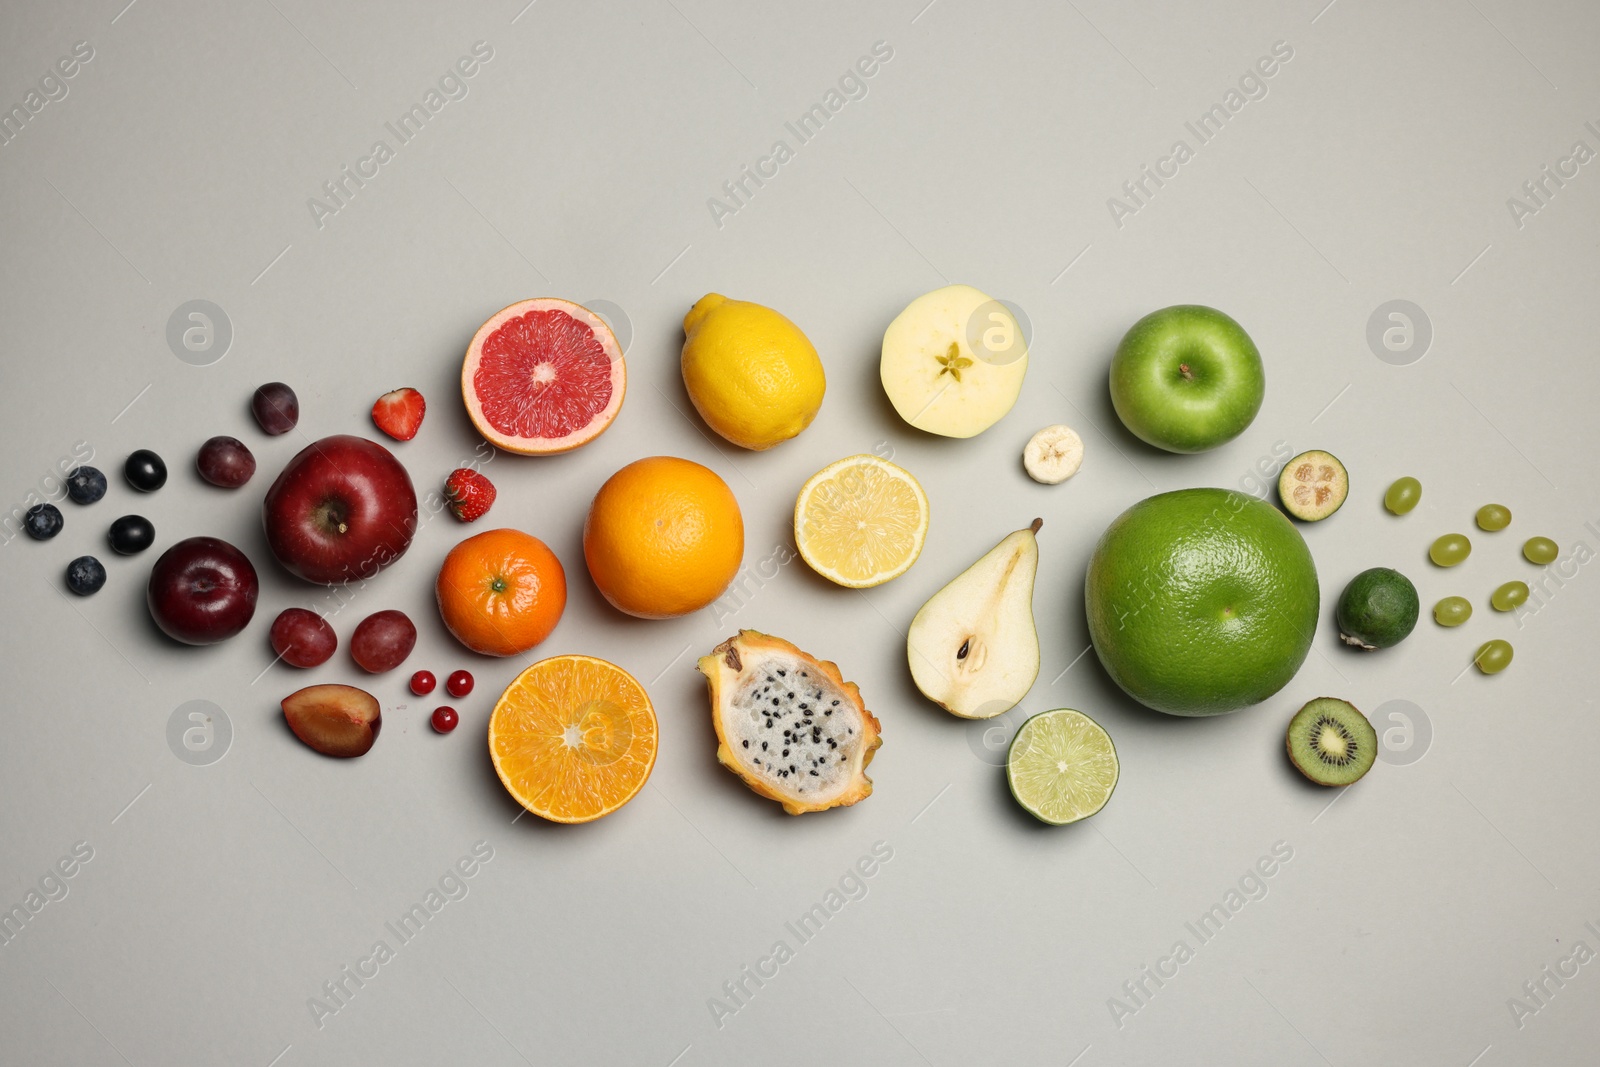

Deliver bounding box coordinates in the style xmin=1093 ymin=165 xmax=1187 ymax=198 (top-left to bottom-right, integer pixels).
xmin=372 ymin=388 xmax=425 ymax=441
xmin=443 ymin=468 xmax=495 ymax=522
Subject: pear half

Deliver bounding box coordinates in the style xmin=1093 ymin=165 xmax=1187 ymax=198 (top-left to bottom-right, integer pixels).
xmin=907 ymin=519 xmax=1041 ymax=719
xmin=880 ymin=284 xmax=1028 ymax=438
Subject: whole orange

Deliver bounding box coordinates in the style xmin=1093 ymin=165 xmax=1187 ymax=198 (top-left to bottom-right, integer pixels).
xmin=436 ymin=528 xmax=567 ymax=656
xmin=583 ymin=456 xmax=744 ymax=619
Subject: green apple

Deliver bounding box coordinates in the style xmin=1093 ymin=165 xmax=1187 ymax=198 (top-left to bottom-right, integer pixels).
xmin=1108 ymin=305 xmax=1264 ymax=453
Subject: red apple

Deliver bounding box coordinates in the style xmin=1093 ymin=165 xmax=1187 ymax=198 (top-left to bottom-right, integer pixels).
xmin=282 ymin=684 xmax=381 ymax=758
xmin=147 ymin=536 xmax=259 ymax=644
xmin=262 ymin=435 xmax=418 ymax=585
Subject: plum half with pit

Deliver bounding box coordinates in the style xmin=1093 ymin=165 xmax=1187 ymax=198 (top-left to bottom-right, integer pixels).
xmin=350 ymin=609 xmax=416 ymax=673
xmin=282 ymin=684 xmax=381 ymax=758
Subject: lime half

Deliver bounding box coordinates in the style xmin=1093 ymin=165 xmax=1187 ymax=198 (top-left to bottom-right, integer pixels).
xmin=1006 ymin=709 xmax=1118 ymax=824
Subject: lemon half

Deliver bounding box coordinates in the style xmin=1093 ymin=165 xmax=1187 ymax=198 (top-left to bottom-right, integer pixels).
xmin=794 ymin=455 xmax=929 ymax=588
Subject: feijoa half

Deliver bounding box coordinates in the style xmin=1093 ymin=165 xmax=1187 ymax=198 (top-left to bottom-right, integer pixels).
xmin=1287 ymin=698 xmax=1377 ymax=787
xmin=1278 ymin=450 xmax=1349 ymax=522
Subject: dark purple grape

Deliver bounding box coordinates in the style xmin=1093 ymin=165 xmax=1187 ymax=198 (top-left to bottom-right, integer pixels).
xmin=108 ymin=514 xmax=155 ymax=555
xmin=197 ymin=436 xmax=257 ymax=488
xmin=251 ymin=382 xmax=299 ymax=436
xmin=270 ymin=608 xmax=337 ymax=668
xmin=124 ymin=450 xmax=167 ymax=492
xmin=350 ymin=610 xmax=416 ymax=673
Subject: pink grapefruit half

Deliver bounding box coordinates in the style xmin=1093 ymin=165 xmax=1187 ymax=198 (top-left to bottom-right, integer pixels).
xmin=462 ymin=298 xmax=626 ymax=455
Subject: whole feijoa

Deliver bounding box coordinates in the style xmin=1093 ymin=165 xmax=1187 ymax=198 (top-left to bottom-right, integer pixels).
xmin=1336 ymin=567 xmax=1419 ymax=650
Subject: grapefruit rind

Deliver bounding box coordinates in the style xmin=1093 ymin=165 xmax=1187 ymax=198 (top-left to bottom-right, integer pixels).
xmin=463 ymin=298 xmax=626 ymax=455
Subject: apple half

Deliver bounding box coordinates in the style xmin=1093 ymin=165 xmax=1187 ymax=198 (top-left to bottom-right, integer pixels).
xmin=880 ymin=284 xmax=1028 ymax=438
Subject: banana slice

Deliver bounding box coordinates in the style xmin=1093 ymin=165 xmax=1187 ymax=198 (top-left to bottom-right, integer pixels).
xmin=1023 ymin=425 xmax=1083 ymax=484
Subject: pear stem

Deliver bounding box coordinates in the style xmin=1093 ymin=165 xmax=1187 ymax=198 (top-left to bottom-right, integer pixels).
xmin=1029 ymin=517 xmax=1043 ymax=534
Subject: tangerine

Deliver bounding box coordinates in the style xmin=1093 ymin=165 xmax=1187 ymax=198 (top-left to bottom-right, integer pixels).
xmin=436 ymin=528 xmax=566 ymax=656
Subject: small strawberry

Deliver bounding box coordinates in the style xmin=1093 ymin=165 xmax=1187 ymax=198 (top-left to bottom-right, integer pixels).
xmin=444 ymin=468 xmax=495 ymax=521
xmin=372 ymin=387 xmax=425 ymax=441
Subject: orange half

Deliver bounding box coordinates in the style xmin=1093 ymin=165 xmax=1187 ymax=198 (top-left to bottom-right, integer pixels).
xmin=488 ymin=655 xmax=657 ymax=823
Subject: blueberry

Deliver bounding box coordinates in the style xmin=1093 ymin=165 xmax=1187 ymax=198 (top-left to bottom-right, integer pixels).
xmin=65 ymin=466 xmax=107 ymax=505
xmin=108 ymin=514 xmax=155 ymax=555
xmin=65 ymin=556 xmax=106 ymax=595
xmin=24 ymin=503 xmax=64 ymax=540
xmin=124 ymin=450 xmax=167 ymax=492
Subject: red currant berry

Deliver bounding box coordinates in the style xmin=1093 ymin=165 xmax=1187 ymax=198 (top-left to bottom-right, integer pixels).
xmin=410 ymin=670 xmax=437 ymax=696
xmin=446 ymin=670 xmax=474 ymax=698
xmin=431 ymin=706 xmax=459 ymax=734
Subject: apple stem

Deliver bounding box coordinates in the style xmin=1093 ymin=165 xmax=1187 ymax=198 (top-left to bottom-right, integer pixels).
xmin=337 ymin=523 xmax=347 ymax=534
xmin=1178 ymin=362 xmax=1194 ymax=381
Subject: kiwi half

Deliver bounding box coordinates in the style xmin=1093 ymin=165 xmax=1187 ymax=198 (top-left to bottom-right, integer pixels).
xmin=1286 ymin=697 xmax=1377 ymax=786
xmin=1278 ymin=450 xmax=1348 ymax=521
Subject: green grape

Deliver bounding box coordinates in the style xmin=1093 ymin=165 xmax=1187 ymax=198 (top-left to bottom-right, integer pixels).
xmin=1491 ymin=581 xmax=1529 ymax=612
xmin=1429 ymin=533 xmax=1472 ymax=567
xmin=1523 ymin=536 xmax=1559 ymax=565
xmin=1475 ymin=504 xmax=1511 ymax=531
xmin=1473 ymin=639 xmax=1514 ymax=675
xmin=1384 ymin=476 xmax=1422 ymax=515
xmin=1433 ymin=596 xmax=1472 ymax=627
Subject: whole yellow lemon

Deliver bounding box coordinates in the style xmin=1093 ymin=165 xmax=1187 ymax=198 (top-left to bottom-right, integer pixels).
xmin=681 ymin=294 xmax=825 ymax=450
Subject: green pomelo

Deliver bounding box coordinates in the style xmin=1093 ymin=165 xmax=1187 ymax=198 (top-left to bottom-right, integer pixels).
xmin=1085 ymin=488 xmax=1320 ymax=716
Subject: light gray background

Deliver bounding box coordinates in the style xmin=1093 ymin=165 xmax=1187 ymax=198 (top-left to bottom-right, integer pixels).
xmin=3 ymin=1 xmax=1597 ymax=1064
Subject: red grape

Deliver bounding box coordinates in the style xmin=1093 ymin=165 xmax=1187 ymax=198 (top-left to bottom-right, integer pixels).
xmin=270 ymin=608 xmax=337 ymax=668
xmin=197 ymin=436 xmax=257 ymax=488
xmin=445 ymin=670 xmax=474 ymax=698
xmin=350 ymin=609 xmax=416 ymax=673
xmin=252 ymin=382 xmax=299 ymax=435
